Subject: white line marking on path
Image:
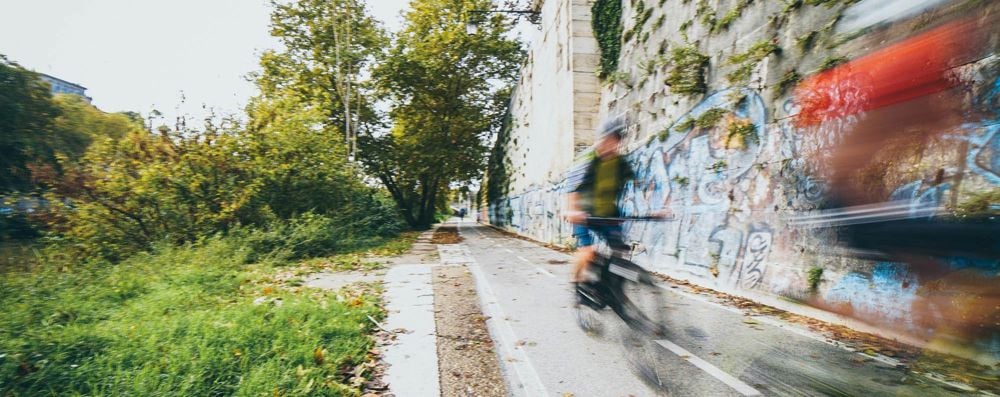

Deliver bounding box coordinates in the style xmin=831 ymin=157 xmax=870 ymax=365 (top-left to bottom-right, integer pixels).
xmin=655 ymin=339 xmax=762 ymax=396
xmin=516 ymin=256 xmax=531 ymax=263
xmin=504 ymin=248 xmax=514 ymax=253
xmin=467 ymin=262 xmax=549 ymax=397
xmin=652 ymin=282 xmax=905 ymax=367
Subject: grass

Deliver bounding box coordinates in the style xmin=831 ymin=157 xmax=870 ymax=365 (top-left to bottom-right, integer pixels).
xmin=0 ymin=231 xmax=416 ymax=396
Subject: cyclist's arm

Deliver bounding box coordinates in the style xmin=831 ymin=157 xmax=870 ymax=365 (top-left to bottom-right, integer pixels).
xmin=566 ymin=192 xmax=587 ymax=224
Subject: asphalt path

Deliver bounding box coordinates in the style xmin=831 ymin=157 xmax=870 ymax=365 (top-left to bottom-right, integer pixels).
xmin=451 ymin=219 xmax=969 ymax=397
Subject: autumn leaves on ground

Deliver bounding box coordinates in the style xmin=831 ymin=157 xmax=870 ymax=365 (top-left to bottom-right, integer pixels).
xmin=1 ymin=0 xmax=521 ymax=395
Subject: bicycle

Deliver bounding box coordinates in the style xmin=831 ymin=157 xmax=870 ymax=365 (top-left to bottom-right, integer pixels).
xmin=572 ymin=216 xmax=672 ymax=392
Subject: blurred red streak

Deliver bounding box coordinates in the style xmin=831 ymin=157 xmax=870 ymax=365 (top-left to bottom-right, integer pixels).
xmin=794 ymin=17 xmax=988 ymax=127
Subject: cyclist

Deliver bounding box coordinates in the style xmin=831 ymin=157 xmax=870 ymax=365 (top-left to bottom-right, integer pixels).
xmin=565 ymin=116 xmax=635 ymax=287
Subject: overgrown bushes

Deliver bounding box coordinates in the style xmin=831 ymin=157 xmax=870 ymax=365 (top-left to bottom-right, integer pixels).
xmin=42 ymin=110 xmax=403 ymax=261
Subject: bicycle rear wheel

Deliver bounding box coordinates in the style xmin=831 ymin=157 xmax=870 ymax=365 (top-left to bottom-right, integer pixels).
xmin=605 ymin=258 xmax=671 ymax=393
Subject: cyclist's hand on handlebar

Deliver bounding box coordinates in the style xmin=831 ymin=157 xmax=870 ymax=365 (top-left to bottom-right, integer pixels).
xmin=565 ymin=210 xmax=588 ymax=224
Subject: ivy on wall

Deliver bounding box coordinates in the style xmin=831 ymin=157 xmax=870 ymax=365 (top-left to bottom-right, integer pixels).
xmin=485 ymin=112 xmax=513 ymax=205
xmin=592 ymin=0 xmax=624 ymax=78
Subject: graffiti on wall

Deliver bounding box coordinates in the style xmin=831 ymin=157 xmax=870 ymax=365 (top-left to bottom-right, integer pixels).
xmin=489 ymin=5 xmax=1000 ymax=354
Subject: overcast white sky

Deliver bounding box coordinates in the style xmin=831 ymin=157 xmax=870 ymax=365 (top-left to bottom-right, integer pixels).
xmin=0 ymin=0 xmax=410 ymax=122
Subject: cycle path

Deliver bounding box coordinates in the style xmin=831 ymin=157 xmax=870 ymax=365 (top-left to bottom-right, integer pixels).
xmin=454 ymin=219 xmax=971 ymax=397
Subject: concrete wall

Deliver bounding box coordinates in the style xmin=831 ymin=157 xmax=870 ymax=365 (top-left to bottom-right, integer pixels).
xmin=489 ymin=0 xmax=1000 ymax=361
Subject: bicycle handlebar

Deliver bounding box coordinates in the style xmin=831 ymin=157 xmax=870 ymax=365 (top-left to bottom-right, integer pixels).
xmin=584 ymin=215 xmax=675 ymax=226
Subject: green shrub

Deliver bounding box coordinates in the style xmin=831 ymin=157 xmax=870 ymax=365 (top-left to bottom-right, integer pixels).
xmin=49 ymin=115 xmax=404 ymax=261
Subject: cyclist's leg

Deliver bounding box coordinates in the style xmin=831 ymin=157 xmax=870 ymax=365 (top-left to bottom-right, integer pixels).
xmin=572 ymin=223 xmax=596 ymax=282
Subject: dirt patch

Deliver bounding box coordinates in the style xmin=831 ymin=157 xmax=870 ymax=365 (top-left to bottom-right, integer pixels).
xmin=431 ymin=226 xmax=464 ymax=244
xmin=433 ymin=266 xmax=507 ymax=396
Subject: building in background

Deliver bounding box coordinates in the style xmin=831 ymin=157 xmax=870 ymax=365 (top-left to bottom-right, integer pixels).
xmin=38 ymin=73 xmax=91 ymax=102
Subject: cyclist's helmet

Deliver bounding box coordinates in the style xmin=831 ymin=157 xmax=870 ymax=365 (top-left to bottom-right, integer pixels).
xmin=598 ymin=115 xmax=626 ymax=140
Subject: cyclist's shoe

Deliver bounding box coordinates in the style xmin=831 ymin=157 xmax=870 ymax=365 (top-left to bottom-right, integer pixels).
xmin=576 ymin=282 xmax=606 ymax=309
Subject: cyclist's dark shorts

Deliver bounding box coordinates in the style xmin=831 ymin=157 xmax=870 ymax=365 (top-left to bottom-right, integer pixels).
xmin=574 ymin=223 xmax=624 ymax=248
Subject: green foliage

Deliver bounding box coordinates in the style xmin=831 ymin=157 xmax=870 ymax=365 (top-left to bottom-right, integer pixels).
xmin=633 ymin=0 xmax=653 ymax=28
xmin=0 ymin=231 xmax=410 ymax=396
xmin=48 ymin=108 xmax=400 ymax=261
xmin=715 ymin=0 xmax=752 ymax=32
xmin=709 ymin=160 xmax=728 ymax=172
xmin=653 ymin=14 xmax=665 ymax=31
xmin=255 ymin=0 xmax=387 ymax=136
xmin=951 ymin=188 xmax=1000 ymax=218
xmin=796 ymin=30 xmax=818 ymax=52
xmin=665 ymin=45 xmax=710 ymax=95
xmin=592 ymin=0 xmax=624 ymax=78
xmin=672 ymin=175 xmax=690 ymax=187
xmin=726 ymin=39 xmax=780 ymax=83
xmin=778 ymin=70 xmax=801 ymax=95
xmin=807 ymin=266 xmax=824 ymax=291
xmin=0 ymin=56 xmax=60 ymax=192
xmin=364 ymin=0 xmax=523 ymax=229
xmin=726 ymin=118 xmax=759 ymax=148
xmin=695 ymin=108 xmax=729 ymax=129
xmin=782 ymin=0 xmax=804 ymax=13
xmin=696 ymin=0 xmax=716 ymax=30
xmin=606 ymin=70 xmax=633 ymax=88
xmin=658 ymin=127 xmax=670 ymax=141
xmin=675 ymin=117 xmax=695 ymax=133
xmin=819 ymin=55 xmax=848 ymax=71
xmin=805 ymin=0 xmax=846 ymax=7
xmin=486 ymin=113 xmax=512 ymax=206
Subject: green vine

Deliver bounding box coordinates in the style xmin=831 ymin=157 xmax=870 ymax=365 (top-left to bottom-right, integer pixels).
xmin=715 ymin=0 xmax=752 ymax=32
xmin=695 ymin=108 xmax=729 ymax=128
xmin=665 ymin=45 xmax=710 ymax=95
xmin=675 ymin=117 xmax=695 ymax=133
xmin=592 ymin=0 xmax=624 ymax=78
xmin=726 ymin=39 xmax=780 ymax=83
xmin=485 ymin=113 xmax=513 ymax=205
xmin=696 ymin=0 xmax=716 ymax=30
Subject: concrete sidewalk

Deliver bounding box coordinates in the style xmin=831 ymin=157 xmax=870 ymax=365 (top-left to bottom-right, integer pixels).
xmin=457 ymin=220 xmax=980 ymax=397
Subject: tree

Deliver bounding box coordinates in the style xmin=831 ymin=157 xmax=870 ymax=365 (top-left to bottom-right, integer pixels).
xmin=251 ymin=0 xmax=387 ymax=146
xmin=361 ymin=0 xmax=523 ymax=229
xmin=0 ymin=55 xmax=60 ymax=192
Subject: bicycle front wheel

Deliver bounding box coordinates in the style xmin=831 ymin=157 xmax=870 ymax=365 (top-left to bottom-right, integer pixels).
xmin=606 ymin=258 xmax=668 ymax=337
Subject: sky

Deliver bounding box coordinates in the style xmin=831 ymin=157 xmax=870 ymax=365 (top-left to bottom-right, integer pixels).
xmin=0 ymin=0 xmax=410 ymax=123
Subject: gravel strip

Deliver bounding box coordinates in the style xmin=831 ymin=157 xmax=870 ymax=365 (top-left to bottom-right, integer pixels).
xmin=433 ymin=265 xmax=507 ymax=396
